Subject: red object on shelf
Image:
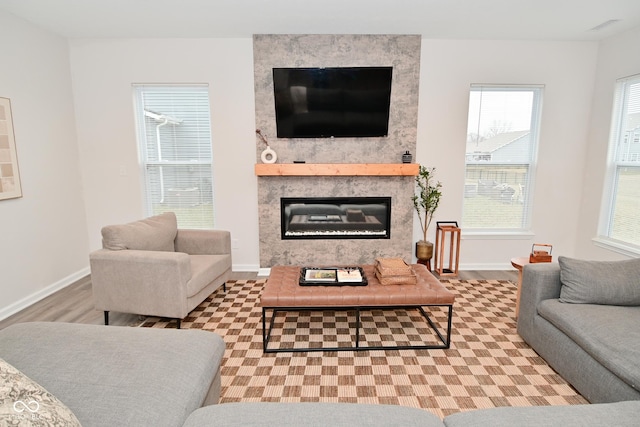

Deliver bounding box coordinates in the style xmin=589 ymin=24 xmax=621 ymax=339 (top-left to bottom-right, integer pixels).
xmin=529 ymin=243 xmax=552 ymax=263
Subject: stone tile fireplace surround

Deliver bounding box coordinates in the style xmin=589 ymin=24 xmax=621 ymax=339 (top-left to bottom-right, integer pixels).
xmin=253 ymin=34 xmax=421 ymax=268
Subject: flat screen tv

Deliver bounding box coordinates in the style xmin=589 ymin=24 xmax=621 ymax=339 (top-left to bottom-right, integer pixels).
xmin=272 ymin=67 xmax=393 ymax=138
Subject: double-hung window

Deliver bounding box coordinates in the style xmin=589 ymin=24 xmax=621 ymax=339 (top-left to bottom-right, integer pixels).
xmin=599 ymin=74 xmax=640 ymax=252
xmin=462 ymin=85 xmax=543 ymax=233
xmin=133 ymin=84 xmax=215 ymax=229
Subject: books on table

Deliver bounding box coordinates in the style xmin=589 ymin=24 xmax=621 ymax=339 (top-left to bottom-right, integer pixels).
xmin=303 ymin=267 xmax=364 ymax=283
xmin=336 ymin=268 xmax=363 ymax=282
xmin=304 ymin=269 xmax=337 ymax=282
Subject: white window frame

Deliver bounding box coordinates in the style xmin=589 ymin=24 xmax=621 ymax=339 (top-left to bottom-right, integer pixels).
xmin=462 ymin=84 xmax=544 ymax=237
xmin=133 ymin=84 xmax=215 ymax=230
xmin=595 ymin=74 xmax=640 ymax=256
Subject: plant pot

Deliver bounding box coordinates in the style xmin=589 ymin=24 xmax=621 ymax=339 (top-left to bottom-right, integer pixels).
xmin=415 ymin=240 xmax=433 ymax=261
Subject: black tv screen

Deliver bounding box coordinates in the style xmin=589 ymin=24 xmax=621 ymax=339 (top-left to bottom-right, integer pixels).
xmin=273 ymin=67 xmax=393 ymax=138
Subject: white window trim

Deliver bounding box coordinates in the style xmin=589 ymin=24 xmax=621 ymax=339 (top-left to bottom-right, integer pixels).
xmin=462 ymin=84 xmax=544 ymax=235
xmin=592 ymin=236 xmax=640 ymax=257
xmin=596 ymin=73 xmax=640 ymax=255
xmin=133 ymin=84 xmax=215 ymax=229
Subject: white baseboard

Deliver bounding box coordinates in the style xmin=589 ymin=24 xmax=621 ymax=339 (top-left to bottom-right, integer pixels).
xmin=459 ymin=262 xmax=515 ymax=271
xmin=0 ymin=267 xmax=91 ymax=321
xmin=257 ymin=268 xmax=271 ymax=277
xmin=232 ymin=263 xmax=261 ymax=272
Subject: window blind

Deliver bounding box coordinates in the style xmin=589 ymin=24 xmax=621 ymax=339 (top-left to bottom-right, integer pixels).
xmin=133 ymin=85 xmax=214 ymax=229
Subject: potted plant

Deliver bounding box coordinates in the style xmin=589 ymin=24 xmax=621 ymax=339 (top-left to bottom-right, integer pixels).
xmin=411 ymin=165 xmax=443 ymax=262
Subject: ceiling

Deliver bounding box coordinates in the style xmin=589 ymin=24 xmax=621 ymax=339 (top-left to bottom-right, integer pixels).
xmin=1 ymin=0 xmax=640 ymax=41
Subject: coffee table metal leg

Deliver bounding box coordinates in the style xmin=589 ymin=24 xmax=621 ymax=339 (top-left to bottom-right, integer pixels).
xmin=262 ymin=307 xmax=267 ymax=351
xmin=355 ymin=308 xmax=360 ymax=349
xmin=446 ymin=305 xmax=453 ymax=347
xmin=262 ymin=307 xmax=280 ymax=352
xmin=419 ymin=305 xmax=452 ymax=348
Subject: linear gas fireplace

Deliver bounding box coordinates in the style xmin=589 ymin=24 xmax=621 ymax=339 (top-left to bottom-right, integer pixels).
xmin=281 ymin=197 xmax=391 ymax=240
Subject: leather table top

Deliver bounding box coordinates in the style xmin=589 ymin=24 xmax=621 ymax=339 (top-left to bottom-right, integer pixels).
xmin=260 ymin=264 xmax=455 ymax=308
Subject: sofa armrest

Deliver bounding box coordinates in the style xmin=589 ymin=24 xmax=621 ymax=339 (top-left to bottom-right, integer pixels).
xmin=175 ymin=229 xmax=231 ymax=255
xmin=517 ymin=262 xmax=562 ymax=342
xmin=522 ymin=262 xmax=563 ymax=302
xmin=89 ymin=249 xmax=192 ymax=316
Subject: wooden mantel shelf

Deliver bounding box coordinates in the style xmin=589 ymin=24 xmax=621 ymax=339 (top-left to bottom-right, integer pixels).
xmin=255 ymin=163 xmax=419 ymax=176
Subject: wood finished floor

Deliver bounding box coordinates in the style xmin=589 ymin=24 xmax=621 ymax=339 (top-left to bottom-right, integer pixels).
xmin=0 ymin=269 xmax=518 ymax=330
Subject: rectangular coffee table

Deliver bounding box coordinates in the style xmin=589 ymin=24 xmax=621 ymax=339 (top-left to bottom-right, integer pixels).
xmin=260 ymin=263 xmax=455 ymax=353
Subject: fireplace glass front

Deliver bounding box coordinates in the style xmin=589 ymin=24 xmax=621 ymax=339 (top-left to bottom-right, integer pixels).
xmin=281 ymin=197 xmax=391 ymax=240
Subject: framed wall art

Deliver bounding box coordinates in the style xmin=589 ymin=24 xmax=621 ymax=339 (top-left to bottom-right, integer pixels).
xmin=0 ymin=97 xmax=22 ymax=201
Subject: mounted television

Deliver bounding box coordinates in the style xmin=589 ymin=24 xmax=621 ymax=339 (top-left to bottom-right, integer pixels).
xmin=272 ymin=67 xmax=393 ymax=138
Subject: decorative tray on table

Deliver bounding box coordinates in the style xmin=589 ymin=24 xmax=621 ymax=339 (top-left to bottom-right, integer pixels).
xmin=299 ymin=266 xmax=368 ymax=286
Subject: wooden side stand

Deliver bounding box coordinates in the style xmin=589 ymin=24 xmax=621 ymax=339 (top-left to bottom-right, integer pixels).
xmin=434 ymin=221 xmax=461 ymax=276
xmin=510 ymin=257 xmax=529 ymax=319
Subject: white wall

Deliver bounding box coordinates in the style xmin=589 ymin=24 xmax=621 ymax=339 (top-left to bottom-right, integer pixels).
xmin=0 ymin=10 xmax=89 ymax=318
xmin=69 ymin=38 xmax=259 ymax=270
xmin=70 ymin=37 xmax=604 ymax=274
xmin=575 ymin=26 xmax=640 ymax=261
xmin=416 ymin=40 xmax=599 ymax=268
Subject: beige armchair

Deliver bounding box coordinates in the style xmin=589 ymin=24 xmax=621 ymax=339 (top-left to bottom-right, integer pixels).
xmin=89 ymin=212 xmax=232 ymax=328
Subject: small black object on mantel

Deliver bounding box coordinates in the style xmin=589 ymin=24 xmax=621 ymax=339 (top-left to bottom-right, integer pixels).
xmin=402 ymin=151 xmax=412 ymax=163
xmin=293 ymin=160 xmax=306 ymax=164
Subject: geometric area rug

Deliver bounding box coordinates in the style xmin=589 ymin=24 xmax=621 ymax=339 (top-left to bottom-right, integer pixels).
xmin=141 ymin=278 xmax=587 ymax=418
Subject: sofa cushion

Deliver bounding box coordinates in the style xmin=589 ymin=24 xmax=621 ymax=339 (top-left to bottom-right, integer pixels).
xmin=183 ymin=402 xmax=444 ymax=427
xmin=186 ymin=254 xmax=232 ymax=297
xmin=558 ymin=256 xmax=640 ymax=305
xmin=0 ymin=358 xmax=82 ymax=426
xmin=101 ymin=212 xmax=178 ymax=252
xmin=443 ymin=401 xmax=640 ymax=427
xmin=538 ymin=299 xmax=640 ymax=393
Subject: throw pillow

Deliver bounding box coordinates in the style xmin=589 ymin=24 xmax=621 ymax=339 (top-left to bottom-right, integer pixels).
xmin=558 ymin=256 xmax=640 ymax=305
xmin=101 ymin=212 xmax=178 ymax=252
xmin=0 ymin=358 xmax=82 ymax=426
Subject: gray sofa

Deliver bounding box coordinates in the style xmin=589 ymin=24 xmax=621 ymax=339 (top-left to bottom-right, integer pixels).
xmin=2 ymin=322 xmax=639 ymax=426
xmin=517 ymin=256 xmax=640 ymax=403
xmin=90 ymin=212 xmax=231 ymax=327
xmin=0 ymin=322 xmax=225 ymax=427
